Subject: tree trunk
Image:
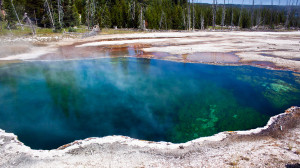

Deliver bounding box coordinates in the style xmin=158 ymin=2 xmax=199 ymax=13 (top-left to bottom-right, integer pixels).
xmin=256 ymin=0 xmax=261 ymax=27
xmin=86 ymin=0 xmax=90 ymax=29
xmin=212 ymin=0 xmax=216 ymax=29
xmin=192 ymin=0 xmax=195 ymax=30
xmin=159 ymin=10 xmax=163 ymax=29
xmin=0 ymin=0 xmax=2 ymax=31
xmin=231 ymin=0 xmax=234 ymax=30
xmin=23 ymin=13 xmax=35 ymax=35
xmin=251 ymin=0 xmax=255 ymax=28
xmin=10 ymin=0 xmax=23 ymax=30
xmin=140 ymin=6 xmax=144 ymax=30
xmin=285 ymin=0 xmax=292 ymax=28
xmin=200 ymin=5 xmax=204 ymax=30
xmin=221 ymin=0 xmax=226 ymax=28
xmin=182 ymin=9 xmax=186 ymax=29
xmin=188 ymin=0 xmax=191 ymax=30
xmin=44 ymin=0 xmax=54 ymax=28
xmin=238 ymin=0 xmax=244 ymax=28
xmin=34 ymin=10 xmax=37 ymax=26
xmin=130 ymin=0 xmax=135 ymax=20
xmin=270 ymin=0 xmax=274 ymax=28
xmin=57 ymin=0 xmax=61 ymax=26
xmin=89 ymin=0 xmax=96 ymax=27
xmin=201 ymin=15 xmax=204 ymax=30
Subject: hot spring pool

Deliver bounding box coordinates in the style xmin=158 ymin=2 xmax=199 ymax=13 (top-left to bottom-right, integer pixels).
xmin=0 ymin=58 xmax=299 ymax=150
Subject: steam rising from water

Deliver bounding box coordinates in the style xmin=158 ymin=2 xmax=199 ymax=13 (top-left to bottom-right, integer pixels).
xmin=0 ymin=58 xmax=299 ymax=149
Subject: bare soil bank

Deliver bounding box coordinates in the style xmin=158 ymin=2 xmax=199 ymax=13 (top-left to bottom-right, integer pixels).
xmin=0 ymin=31 xmax=300 ymax=72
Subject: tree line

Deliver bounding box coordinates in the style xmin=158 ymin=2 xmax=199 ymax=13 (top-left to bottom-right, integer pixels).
xmin=0 ymin=0 xmax=299 ymax=32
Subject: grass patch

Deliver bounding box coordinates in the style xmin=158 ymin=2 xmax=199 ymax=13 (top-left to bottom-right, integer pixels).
xmin=0 ymin=25 xmax=32 ymax=36
xmin=0 ymin=24 xmax=60 ymax=37
xmin=0 ymin=24 xmax=142 ymax=37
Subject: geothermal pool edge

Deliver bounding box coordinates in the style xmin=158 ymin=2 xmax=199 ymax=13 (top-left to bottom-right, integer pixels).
xmin=0 ymin=106 xmax=299 ymax=167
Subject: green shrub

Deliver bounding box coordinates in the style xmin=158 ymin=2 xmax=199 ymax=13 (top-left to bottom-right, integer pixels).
xmin=68 ymin=27 xmax=77 ymax=32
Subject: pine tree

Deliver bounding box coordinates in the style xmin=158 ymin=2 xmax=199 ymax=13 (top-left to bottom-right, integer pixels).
xmin=3 ymin=0 xmax=16 ymax=28
xmin=53 ymin=12 xmax=62 ymax=32
xmin=0 ymin=0 xmax=298 ymax=31
xmin=64 ymin=0 xmax=80 ymax=27
xmin=43 ymin=0 xmax=54 ymax=28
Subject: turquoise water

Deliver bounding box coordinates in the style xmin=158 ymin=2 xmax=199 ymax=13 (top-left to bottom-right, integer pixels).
xmin=0 ymin=58 xmax=299 ymax=150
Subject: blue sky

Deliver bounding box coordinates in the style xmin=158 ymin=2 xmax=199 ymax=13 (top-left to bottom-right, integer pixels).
xmin=195 ymin=0 xmax=297 ymax=5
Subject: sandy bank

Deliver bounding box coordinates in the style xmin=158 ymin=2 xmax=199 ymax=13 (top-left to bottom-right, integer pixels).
xmin=0 ymin=31 xmax=300 ymax=72
xmin=0 ymin=106 xmax=299 ymax=167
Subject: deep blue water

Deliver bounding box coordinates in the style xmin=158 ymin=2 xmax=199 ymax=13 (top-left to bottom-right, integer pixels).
xmin=0 ymin=58 xmax=299 ymax=150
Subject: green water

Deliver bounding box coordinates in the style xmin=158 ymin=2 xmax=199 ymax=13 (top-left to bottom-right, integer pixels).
xmin=0 ymin=58 xmax=299 ymax=149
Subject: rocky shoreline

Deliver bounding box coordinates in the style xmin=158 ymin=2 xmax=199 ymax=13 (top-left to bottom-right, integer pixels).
xmin=0 ymin=106 xmax=299 ymax=167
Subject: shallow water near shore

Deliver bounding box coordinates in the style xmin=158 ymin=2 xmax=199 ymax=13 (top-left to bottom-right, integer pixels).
xmin=0 ymin=58 xmax=299 ymax=150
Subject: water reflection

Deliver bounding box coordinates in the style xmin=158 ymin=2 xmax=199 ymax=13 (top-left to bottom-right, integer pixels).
xmin=42 ymin=66 xmax=82 ymax=117
xmin=0 ymin=58 xmax=299 ymax=149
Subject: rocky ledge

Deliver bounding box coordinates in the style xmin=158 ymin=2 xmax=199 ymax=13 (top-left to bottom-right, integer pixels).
xmin=0 ymin=107 xmax=300 ymax=168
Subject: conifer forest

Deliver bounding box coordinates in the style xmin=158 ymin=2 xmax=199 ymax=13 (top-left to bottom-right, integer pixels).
xmin=0 ymin=0 xmax=300 ymax=32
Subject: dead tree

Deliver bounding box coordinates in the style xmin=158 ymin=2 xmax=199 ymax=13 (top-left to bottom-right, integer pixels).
xmin=291 ymin=0 xmax=298 ymax=27
xmin=201 ymin=16 xmax=204 ymax=30
xmin=270 ymin=0 xmax=274 ymax=28
xmin=57 ymin=0 xmax=60 ymax=25
xmin=86 ymin=0 xmax=90 ymax=29
xmin=182 ymin=9 xmax=186 ymax=29
xmin=159 ymin=11 xmax=166 ymax=29
xmin=44 ymin=0 xmax=54 ymax=28
xmin=259 ymin=0 xmax=266 ymax=29
xmin=10 ymin=0 xmax=23 ymax=30
xmin=231 ymin=0 xmax=234 ymax=29
xmin=57 ymin=0 xmax=63 ymax=27
xmin=140 ymin=6 xmax=142 ymax=30
xmin=221 ymin=0 xmax=226 ymax=28
xmin=238 ymin=0 xmax=244 ymax=28
xmin=91 ymin=0 xmax=95 ymax=27
xmin=23 ymin=12 xmax=35 ymax=35
xmin=192 ymin=0 xmax=195 ymax=30
xmin=34 ymin=10 xmax=37 ymax=26
xmin=256 ymin=0 xmax=262 ymax=27
xmin=130 ymin=0 xmax=135 ymax=20
xmin=86 ymin=0 xmax=96 ymax=30
xmin=212 ymin=0 xmax=216 ymax=29
xmin=139 ymin=6 xmax=145 ymax=30
xmin=200 ymin=2 xmax=204 ymax=30
xmin=0 ymin=0 xmax=2 ymax=31
xmin=285 ymin=0 xmax=292 ymax=28
xmin=188 ymin=0 xmax=191 ymax=30
xmin=251 ymin=0 xmax=255 ymax=28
